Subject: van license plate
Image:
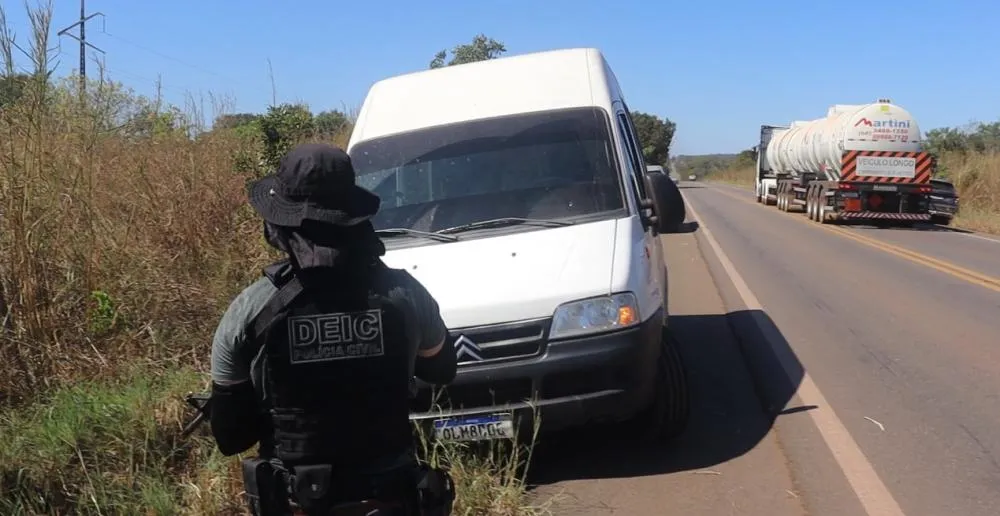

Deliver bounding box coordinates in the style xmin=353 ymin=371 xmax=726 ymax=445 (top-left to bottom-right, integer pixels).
xmin=872 ymin=185 xmax=898 ymax=192
xmin=433 ymin=413 xmax=514 ymax=442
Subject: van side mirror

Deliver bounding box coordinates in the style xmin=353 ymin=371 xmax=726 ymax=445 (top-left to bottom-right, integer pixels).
xmin=642 ymin=171 xmax=686 ymax=233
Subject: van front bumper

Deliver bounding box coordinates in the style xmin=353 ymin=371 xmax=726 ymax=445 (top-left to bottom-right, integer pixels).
xmin=408 ymin=307 xmax=664 ymax=434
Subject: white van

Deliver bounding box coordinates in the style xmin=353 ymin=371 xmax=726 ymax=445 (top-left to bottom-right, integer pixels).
xmin=347 ymin=48 xmax=689 ymax=443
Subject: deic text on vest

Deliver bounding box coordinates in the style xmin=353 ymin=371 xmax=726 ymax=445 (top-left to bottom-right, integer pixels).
xmin=286 ymin=309 xmax=385 ymax=364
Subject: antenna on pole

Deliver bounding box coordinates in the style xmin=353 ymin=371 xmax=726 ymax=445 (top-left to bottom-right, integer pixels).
xmin=56 ymin=0 xmax=105 ymax=96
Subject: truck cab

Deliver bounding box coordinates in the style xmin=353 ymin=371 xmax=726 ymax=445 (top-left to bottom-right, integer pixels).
xmin=753 ymin=126 xmax=784 ymax=206
xmin=928 ymin=178 xmax=959 ymax=225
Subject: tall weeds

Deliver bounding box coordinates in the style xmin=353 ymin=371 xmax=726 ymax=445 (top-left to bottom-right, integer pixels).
xmin=0 ymin=4 xmax=273 ymax=403
xmin=1 ymin=4 xmax=544 ymax=514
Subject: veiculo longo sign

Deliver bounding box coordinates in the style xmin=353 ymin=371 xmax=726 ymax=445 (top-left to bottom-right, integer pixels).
xmin=856 ymin=155 xmax=917 ymax=178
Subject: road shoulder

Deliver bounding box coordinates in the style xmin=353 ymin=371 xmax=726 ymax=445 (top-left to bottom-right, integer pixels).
xmin=687 ymin=188 xmax=873 ymax=516
xmin=527 ymin=225 xmax=806 ymax=515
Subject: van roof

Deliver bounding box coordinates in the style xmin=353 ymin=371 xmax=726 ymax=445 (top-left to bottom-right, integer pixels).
xmin=349 ymin=47 xmax=617 ymax=145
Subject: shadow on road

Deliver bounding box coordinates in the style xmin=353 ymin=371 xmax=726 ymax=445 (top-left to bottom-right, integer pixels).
xmin=667 ymin=221 xmax=700 ymax=234
xmin=526 ymin=309 xmax=803 ymax=486
xmin=848 ymin=222 xmax=974 ymax=234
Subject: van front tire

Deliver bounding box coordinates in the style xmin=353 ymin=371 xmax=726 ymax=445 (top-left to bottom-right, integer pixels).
xmin=635 ymin=327 xmax=690 ymax=443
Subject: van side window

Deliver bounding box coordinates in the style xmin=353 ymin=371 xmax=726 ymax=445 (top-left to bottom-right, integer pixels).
xmin=616 ymin=113 xmax=648 ymax=204
xmin=618 ymin=107 xmax=650 ymax=199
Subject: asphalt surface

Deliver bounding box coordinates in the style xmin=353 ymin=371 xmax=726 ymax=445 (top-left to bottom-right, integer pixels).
xmin=525 ymin=182 xmax=1000 ymax=516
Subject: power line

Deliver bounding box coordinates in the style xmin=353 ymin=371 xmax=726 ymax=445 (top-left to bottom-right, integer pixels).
xmin=55 ymin=0 xmax=106 ymax=94
xmin=54 ymin=4 xmax=250 ymax=102
xmin=100 ymin=31 xmax=231 ymax=81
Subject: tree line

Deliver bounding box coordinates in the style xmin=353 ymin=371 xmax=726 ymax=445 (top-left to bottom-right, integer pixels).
xmin=924 ymin=122 xmax=1000 ymax=157
xmin=202 ymin=35 xmax=678 ymax=172
xmin=2 ymin=32 xmax=677 ymax=175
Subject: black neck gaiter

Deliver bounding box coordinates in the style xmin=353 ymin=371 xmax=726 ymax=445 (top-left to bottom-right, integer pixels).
xmin=263 ymin=220 xmax=386 ymax=274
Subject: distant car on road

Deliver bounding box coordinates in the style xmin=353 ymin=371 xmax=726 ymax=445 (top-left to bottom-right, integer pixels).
xmin=646 ymin=164 xmax=679 ymax=184
xmin=688 ymin=174 xmax=697 ymax=181
xmin=928 ymin=178 xmax=959 ymax=225
xmin=646 ymin=165 xmax=680 ymax=183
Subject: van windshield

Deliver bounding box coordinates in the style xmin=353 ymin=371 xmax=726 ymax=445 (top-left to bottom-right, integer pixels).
xmin=349 ymin=107 xmax=626 ymax=238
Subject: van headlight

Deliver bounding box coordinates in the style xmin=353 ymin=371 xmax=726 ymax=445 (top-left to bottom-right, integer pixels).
xmin=549 ymin=292 xmax=640 ymax=339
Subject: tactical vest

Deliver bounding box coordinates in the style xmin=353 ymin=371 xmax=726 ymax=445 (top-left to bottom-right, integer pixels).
xmin=248 ymin=260 xmax=414 ymax=470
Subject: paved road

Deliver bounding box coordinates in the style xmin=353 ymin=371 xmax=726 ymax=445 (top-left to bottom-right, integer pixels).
xmin=526 ymin=182 xmax=1000 ymax=516
xmin=714 ymin=182 xmax=1000 ymax=281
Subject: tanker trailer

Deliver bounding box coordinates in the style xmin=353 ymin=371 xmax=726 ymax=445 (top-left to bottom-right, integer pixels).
xmin=753 ymin=98 xmax=935 ymax=225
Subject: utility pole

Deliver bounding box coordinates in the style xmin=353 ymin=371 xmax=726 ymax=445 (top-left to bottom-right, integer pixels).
xmin=56 ymin=0 xmax=105 ymax=95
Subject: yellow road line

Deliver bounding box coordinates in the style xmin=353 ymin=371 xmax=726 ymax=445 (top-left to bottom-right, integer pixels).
xmin=708 ymin=187 xmax=1000 ymax=294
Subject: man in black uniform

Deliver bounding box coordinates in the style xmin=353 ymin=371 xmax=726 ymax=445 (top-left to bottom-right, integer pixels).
xmin=209 ymin=143 xmax=458 ymax=515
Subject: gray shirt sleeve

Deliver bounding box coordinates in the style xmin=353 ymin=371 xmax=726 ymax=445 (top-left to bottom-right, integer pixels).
xmin=397 ymin=269 xmax=448 ymax=351
xmin=401 ymin=272 xmax=449 ymax=353
xmin=211 ymin=278 xmax=277 ymax=385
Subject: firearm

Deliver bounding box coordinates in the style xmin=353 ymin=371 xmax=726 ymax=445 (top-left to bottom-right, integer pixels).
xmin=181 ymin=392 xmax=212 ymax=438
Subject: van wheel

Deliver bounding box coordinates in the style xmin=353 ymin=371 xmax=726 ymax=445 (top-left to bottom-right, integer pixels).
xmin=636 ymin=327 xmax=690 ymax=443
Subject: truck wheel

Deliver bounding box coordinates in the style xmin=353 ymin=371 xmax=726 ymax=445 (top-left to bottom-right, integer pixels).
xmin=812 ymin=187 xmax=822 ymax=222
xmin=636 ymin=327 xmax=690 ymax=443
xmin=813 ymin=187 xmax=826 ymax=223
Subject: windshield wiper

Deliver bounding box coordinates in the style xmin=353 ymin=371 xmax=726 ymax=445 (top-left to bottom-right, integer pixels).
xmin=375 ymin=228 xmax=459 ymax=242
xmin=435 ymin=217 xmax=574 ymax=235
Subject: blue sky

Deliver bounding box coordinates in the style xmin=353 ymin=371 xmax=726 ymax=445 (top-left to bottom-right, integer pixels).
xmin=5 ymin=0 xmax=999 ymax=154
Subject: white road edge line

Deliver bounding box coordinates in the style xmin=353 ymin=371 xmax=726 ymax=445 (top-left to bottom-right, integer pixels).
xmin=683 ymin=194 xmax=907 ymax=516
xmin=959 ymin=232 xmax=1000 ymax=244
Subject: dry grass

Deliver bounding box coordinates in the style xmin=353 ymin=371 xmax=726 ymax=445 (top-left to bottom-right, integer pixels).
xmin=0 ymin=3 xmax=543 ymax=514
xmin=706 ymin=164 xmax=754 ymax=188
xmin=0 ymin=368 xmax=246 ymax=515
xmin=0 ymin=371 xmax=549 ymax=515
xmin=937 ymin=151 xmax=1000 ymax=233
xmin=704 ymin=153 xmax=1000 ymax=234
xmin=417 ymin=415 xmax=553 ymax=516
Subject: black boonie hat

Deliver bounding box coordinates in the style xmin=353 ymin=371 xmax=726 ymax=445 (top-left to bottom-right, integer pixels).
xmin=248 ymin=143 xmax=380 ymax=227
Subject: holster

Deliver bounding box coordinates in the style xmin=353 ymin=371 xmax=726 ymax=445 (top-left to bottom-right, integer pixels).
xmin=289 ymin=464 xmax=335 ymax=514
xmin=287 ymin=463 xmax=446 ymax=516
xmin=241 ymin=458 xmax=288 ymax=516
xmin=414 ymin=465 xmax=455 ymax=516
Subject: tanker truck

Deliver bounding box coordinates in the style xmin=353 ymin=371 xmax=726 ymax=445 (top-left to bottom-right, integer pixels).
xmin=754 ymin=98 xmax=935 ymax=225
